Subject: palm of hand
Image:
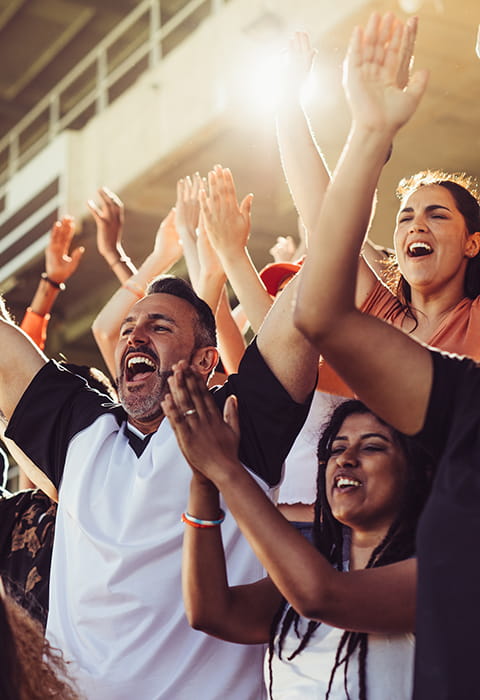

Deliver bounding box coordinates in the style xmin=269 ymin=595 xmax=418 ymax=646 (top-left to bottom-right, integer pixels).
xmin=346 ymin=64 xmax=418 ymax=131
xmin=46 ymin=250 xmax=77 ymax=280
xmin=344 ymin=16 xmax=427 ymax=133
xmin=222 ymin=206 xmax=248 ymax=246
xmin=176 ymin=200 xmax=200 ymax=236
xmin=284 ymin=38 xmax=315 ymax=92
xmin=46 ymin=218 xmax=83 ymax=281
xmin=205 ymin=195 xmax=250 ymax=254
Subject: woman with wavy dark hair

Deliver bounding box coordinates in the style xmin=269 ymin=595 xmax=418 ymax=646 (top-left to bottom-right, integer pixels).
xmin=277 ymin=21 xmax=480 ymax=364
xmin=0 ymin=581 xmax=80 ymax=699
xmin=162 ymin=367 xmax=432 ymax=700
xmin=359 ymin=169 xmax=480 ymax=358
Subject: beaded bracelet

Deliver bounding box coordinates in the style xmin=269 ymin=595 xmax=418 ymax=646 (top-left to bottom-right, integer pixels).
xmin=181 ymin=509 xmax=226 ymax=529
xmin=122 ymin=279 xmax=145 ymax=299
xmin=40 ymin=272 xmax=66 ymax=291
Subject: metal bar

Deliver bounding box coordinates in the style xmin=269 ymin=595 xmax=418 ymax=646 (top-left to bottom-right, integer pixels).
xmin=149 ymin=0 xmax=161 ymax=67
xmin=0 ymin=0 xmax=217 ymax=180
xmin=96 ymin=49 xmax=108 ymax=114
xmin=0 ymin=196 xmax=59 ymax=253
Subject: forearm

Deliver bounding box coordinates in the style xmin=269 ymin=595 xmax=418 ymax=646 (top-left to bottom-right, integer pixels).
xmin=134 ymin=250 xmax=177 ymax=288
xmin=92 ymin=284 xmax=144 ymax=377
xmin=26 ymin=278 xmax=60 ymax=317
xmin=182 ymin=477 xmax=230 ymax=629
xmin=295 ymin=124 xmax=392 ymax=342
xmin=178 ymin=228 xmax=201 ymax=289
xmin=277 ymin=101 xmax=330 ymax=233
xmin=195 ymin=268 xmax=226 ymax=315
xmin=183 ymin=473 xmax=279 ymax=643
xmin=217 ymin=248 xmax=272 ymax=334
xmin=103 ymin=246 xmax=137 ymax=284
xmin=20 ymin=278 xmax=58 ymax=350
xmin=215 ymin=289 xmax=246 ymax=375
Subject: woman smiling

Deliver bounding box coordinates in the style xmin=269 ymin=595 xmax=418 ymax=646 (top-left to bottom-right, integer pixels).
xmin=162 ymin=367 xmax=432 ymax=700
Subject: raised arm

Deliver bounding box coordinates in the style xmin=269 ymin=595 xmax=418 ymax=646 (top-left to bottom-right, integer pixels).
xmin=88 ymin=187 xmax=136 ymax=282
xmin=294 ymin=13 xmax=431 ymax=434
xmin=277 ymin=31 xmax=379 ymax=307
xmin=0 ymin=302 xmax=51 ymax=495
xmin=175 ymin=174 xmax=203 ymax=288
xmin=163 ymin=363 xmax=415 ymax=635
xmin=0 ymin=298 xmax=54 ymax=494
xmin=92 ymin=201 xmax=182 ymax=376
xmin=276 ymin=32 xmax=330 ymax=234
xmin=18 ymin=216 xmax=84 ymax=490
xmin=20 ymin=216 xmax=84 ymax=350
xmin=196 ymin=215 xmax=246 ymax=374
xmin=200 ymin=167 xmax=318 ymax=401
xmin=176 ymin=174 xmax=246 ymax=374
xmin=181 ymin=439 xmax=281 ymax=644
xmin=0 ymin=294 xmax=45 ymax=421
xmin=199 ymin=166 xmax=272 ymax=334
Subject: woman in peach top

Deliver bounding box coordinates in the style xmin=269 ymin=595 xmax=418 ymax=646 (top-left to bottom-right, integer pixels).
xmin=357 ymin=171 xmax=480 ymax=361
xmin=277 ymin=25 xmax=480 ymax=362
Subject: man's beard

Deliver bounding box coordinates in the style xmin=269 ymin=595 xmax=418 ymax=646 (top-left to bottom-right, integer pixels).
xmin=117 ymin=368 xmax=173 ymax=422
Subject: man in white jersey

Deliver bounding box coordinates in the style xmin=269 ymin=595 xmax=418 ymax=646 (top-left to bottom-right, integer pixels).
xmin=0 ymin=272 xmax=318 ymax=699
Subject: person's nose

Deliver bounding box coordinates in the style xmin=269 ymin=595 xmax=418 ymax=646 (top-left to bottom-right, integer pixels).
xmin=409 ymin=214 xmax=428 ymax=233
xmin=127 ymin=324 xmax=147 ymax=347
xmin=336 ymin=447 xmax=358 ymax=469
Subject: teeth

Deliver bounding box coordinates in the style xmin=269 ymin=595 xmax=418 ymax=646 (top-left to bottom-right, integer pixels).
xmin=408 ymin=242 xmax=433 ymax=257
xmin=127 ymin=356 xmax=155 ymax=369
xmin=335 ymin=477 xmax=361 ymax=489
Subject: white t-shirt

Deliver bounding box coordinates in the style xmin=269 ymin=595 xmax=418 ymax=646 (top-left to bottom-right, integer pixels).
xmin=267 ymin=612 xmax=414 ymax=699
xmin=278 ymin=391 xmax=343 ymax=505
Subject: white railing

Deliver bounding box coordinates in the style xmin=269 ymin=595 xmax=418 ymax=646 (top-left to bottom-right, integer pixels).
xmin=0 ymin=0 xmax=225 ymax=189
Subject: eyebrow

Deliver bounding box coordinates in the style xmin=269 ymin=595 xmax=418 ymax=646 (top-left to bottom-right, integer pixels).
xmin=398 ymin=204 xmax=452 ymax=216
xmin=332 ymin=432 xmax=391 ymax=444
xmin=120 ymin=312 xmax=177 ymax=328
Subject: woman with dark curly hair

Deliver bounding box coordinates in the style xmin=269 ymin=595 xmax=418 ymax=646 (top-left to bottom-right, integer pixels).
xmin=162 ymin=366 xmax=432 ymax=699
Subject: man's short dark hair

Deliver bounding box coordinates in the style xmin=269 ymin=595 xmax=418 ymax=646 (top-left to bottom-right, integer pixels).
xmin=146 ymin=275 xmax=217 ymax=348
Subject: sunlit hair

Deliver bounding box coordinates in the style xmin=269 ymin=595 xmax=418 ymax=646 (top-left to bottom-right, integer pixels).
xmin=0 ymin=294 xmax=12 ymax=323
xmin=267 ymin=400 xmax=433 ymax=700
xmin=391 ymin=171 xmax=480 ymax=311
xmin=146 ymin=275 xmax=217 ymax=349
xmin=0 ymin=589 xmax=80 ymax=699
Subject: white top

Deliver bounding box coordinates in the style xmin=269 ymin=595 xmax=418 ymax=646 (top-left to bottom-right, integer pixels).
xmin=278 ymin=391 xmax=343 ymax=505
xmin=49 ymin=413 xmax=270 ymax=699
xmin=266 ymin=613 xmax=414 ymax=699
